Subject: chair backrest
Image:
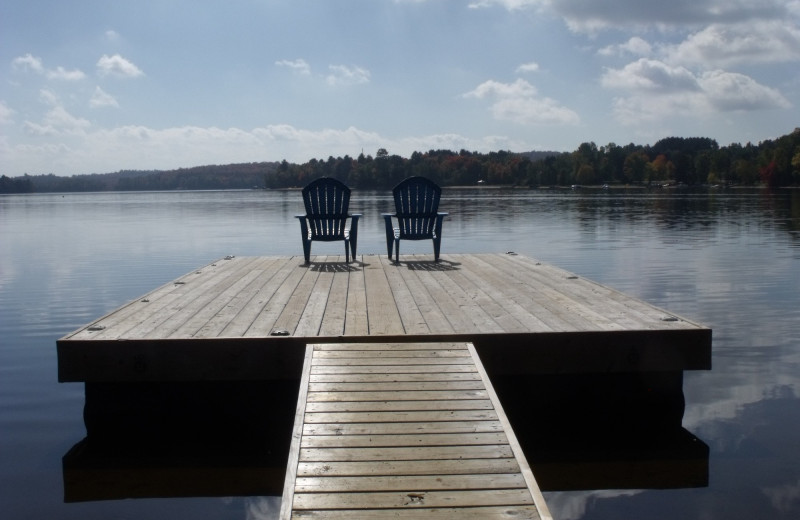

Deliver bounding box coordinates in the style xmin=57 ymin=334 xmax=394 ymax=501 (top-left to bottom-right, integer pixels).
xmin=392 ymin=176 xmax=441 ymax=239
xmin=302 ymin=177 xmax=351 ymax=239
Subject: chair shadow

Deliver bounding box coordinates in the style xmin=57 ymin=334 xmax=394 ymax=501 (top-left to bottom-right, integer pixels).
xmin=306 ymin=261 xmax=364 ymax=272
xmin=397 ymin=258 xmax=461 ymax=271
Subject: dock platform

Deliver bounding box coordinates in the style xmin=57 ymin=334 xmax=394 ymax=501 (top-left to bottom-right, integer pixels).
xmin=280 ymin=341 xmax=551 ymax=519
xmin=57 ymin=253 xmax=711 ymax=382
xmin=57 ymin=253 xmax=712 ymax=506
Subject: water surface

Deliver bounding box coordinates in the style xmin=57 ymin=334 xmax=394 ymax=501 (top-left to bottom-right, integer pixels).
xmin=1 ymin=188 xmax=799 ymax=519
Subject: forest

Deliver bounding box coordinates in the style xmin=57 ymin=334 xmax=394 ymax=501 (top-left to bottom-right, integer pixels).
xmin=2 ymin=128 xmax=799 ymax=194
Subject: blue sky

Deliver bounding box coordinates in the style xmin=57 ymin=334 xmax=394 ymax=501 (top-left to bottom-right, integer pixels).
xmin=2 ymin=0 xmax=799 ymax=176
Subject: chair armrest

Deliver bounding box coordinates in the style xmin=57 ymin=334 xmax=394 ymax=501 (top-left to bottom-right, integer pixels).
xmin=294 ymin=214 xmax=307 ymax=219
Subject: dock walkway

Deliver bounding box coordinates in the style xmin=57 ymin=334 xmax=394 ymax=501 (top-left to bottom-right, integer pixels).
xmin=281 ymin=341 xmax=551 ymax=519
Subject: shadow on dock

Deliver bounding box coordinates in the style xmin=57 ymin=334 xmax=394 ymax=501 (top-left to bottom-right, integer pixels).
xmin=62 ymin=373 xmax=708 ymax=502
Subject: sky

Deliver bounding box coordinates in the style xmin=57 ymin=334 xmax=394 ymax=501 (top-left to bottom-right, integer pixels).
xmin=2 ymin=0 xmax=799 ymax=177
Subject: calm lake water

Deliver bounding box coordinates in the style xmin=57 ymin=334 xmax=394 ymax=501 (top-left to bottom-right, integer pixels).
xmin=1 ymin=188 xmax=799 ymax=519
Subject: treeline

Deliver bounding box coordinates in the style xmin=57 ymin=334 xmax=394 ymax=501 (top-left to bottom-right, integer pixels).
xmin=2 ymin=129 xmax=799 ymax=194
xmin=270 ymin=130 xmax=800 ymax=189
xmin=0 ymin=163 xmax=278 ymax=194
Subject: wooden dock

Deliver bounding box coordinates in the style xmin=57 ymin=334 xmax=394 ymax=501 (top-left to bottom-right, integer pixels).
xmin=57 ymin=253 xmax=711 ymax=382
xmin=57 ymin=253 xmax=712 ymax=511
xmin=281 ymin=341 xmax=551 ymax=519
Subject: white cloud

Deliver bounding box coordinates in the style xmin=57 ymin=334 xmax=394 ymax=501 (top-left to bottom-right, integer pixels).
xmin=0 ymin=102 xmax=14 ymax=125
xmin=97 ymin=54 xmax=144 ymax=78
xmin=42 ymin=106 xmax=91 ymax=134
xmin=46 ymin=66 xmax=86 ymax=81
xmin=39 ymin=89 xmax=60 ymax=107
xmin=464 ymin=78 xmax=580 ymax=125
xmin=325 ymin=65 xmax=370 ymax=86
xmin=515 ymin=62 xmax=540 ymax=73
xmin=23 ymin=90 xmax=91 ymax=136
xmin=470 ymin=0 xmax=795 ymax=34
xmin=601 ymin=59 xmax=701 ymax=92
xmin=664 ymin=21 xmax=800 ymax=68
xmin=24 ymin=107 xmax=91 ymax=137
xmin=3 ymin=120 xmax=534 ymax=176
xmin=602 ymin=58 xmax=791 ymax=124
xmin=90 ymin=86 xmax=119 ymax=108
xmin=12 ymin=54 xmax=44 ymax=73
xmin=468 ymin=0 xmax=542 ymax=10
xmin=551 ymin=0 xmax=790 ymax=32
xmin=276 ymin=58 xmax=311 ymax=75
xmin=12 ymin=54 xmax=84 ymax=80
xmin=105 ymin=30 xmax=120 ymax=42
xmin=700 ymin=70 xmax=791 ymax=111
xmin=598 ymin=37 xmax=653 ymax=57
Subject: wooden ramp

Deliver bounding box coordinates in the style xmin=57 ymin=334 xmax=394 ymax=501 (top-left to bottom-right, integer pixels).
xmin=280 ymin=341 xmax=552 ymax=519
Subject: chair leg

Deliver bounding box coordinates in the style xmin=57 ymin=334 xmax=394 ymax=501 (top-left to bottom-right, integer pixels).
xmin=344 ymin=239 xmax=350 ymax=263
xmin=433 ymin=236 xmax=441 ymax=262
xmin=299 ymin=219 xmax=311 ymax=264
xmin=383 ymin=216 xmax=394 ymax=259
xmin=394 ymin=238 xmax=400 ymax=263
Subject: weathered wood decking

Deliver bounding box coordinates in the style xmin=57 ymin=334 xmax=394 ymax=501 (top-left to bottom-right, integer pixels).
xmin=281 ymin=341 xmax=551 ymax=519
xmin=58 ymin=253 xmax=711 ymax=382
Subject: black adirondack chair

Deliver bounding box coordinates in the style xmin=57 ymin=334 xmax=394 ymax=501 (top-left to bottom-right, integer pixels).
xmin=296 ymin=177 xmax=360 ymax=263
xmin=382 ymin=176 xmax=448 ymax=262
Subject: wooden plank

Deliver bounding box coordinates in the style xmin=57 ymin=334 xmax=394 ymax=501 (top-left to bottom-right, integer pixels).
xmin=300 ymin=432 xmax=508 ymax=448
xmin=307 ymin=380 xmax=486 ymax=392
xmin=317 ymin=342 xmax=468 ymax=351
xmin=381 ymin=254 xmax=432 ymax=334
xmin=307 ymin=389 xmax=488 ymax=401
xmin=344 ymin=258 xmax=369 ymax=335
xmin=293 ymin=488 xmax=534 ymax=509
xmin=303 ymin=421 xmax=505 ymax=436
xmin=312 ymin=357 xmax=476 ymax=367
xmin=304 ymin=399 xmax=493 ymax=413
xmin=294 ymin=257 xmax=336 ymax=337
xmin=299 ymin=445 xmax=514 ymax=462
xmin=294 ymin=473 xmax=526 ymax=492
xmin=313 ymin=349 xmax=472 ymax=358
xmin=318 ymin=259 xmax=351 ymax=336
xmin=309 ymin=372 xmax=482 ymax=383
xmin=291 ymin=505 xmax=541 ymax=519
xmin=296 ymin=458 xmax=521 ymax=477
xmin=302 ymin=410 xmax=498 ymax=423
xmin=310 ymin=365 xmax=478 ymax=375
xmin=363 ymin=259 xmax=405 ymax=335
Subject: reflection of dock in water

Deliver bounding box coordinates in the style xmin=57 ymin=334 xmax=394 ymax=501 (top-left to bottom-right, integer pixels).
xmin=57 ymin=253 xmax=711 ymax=513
